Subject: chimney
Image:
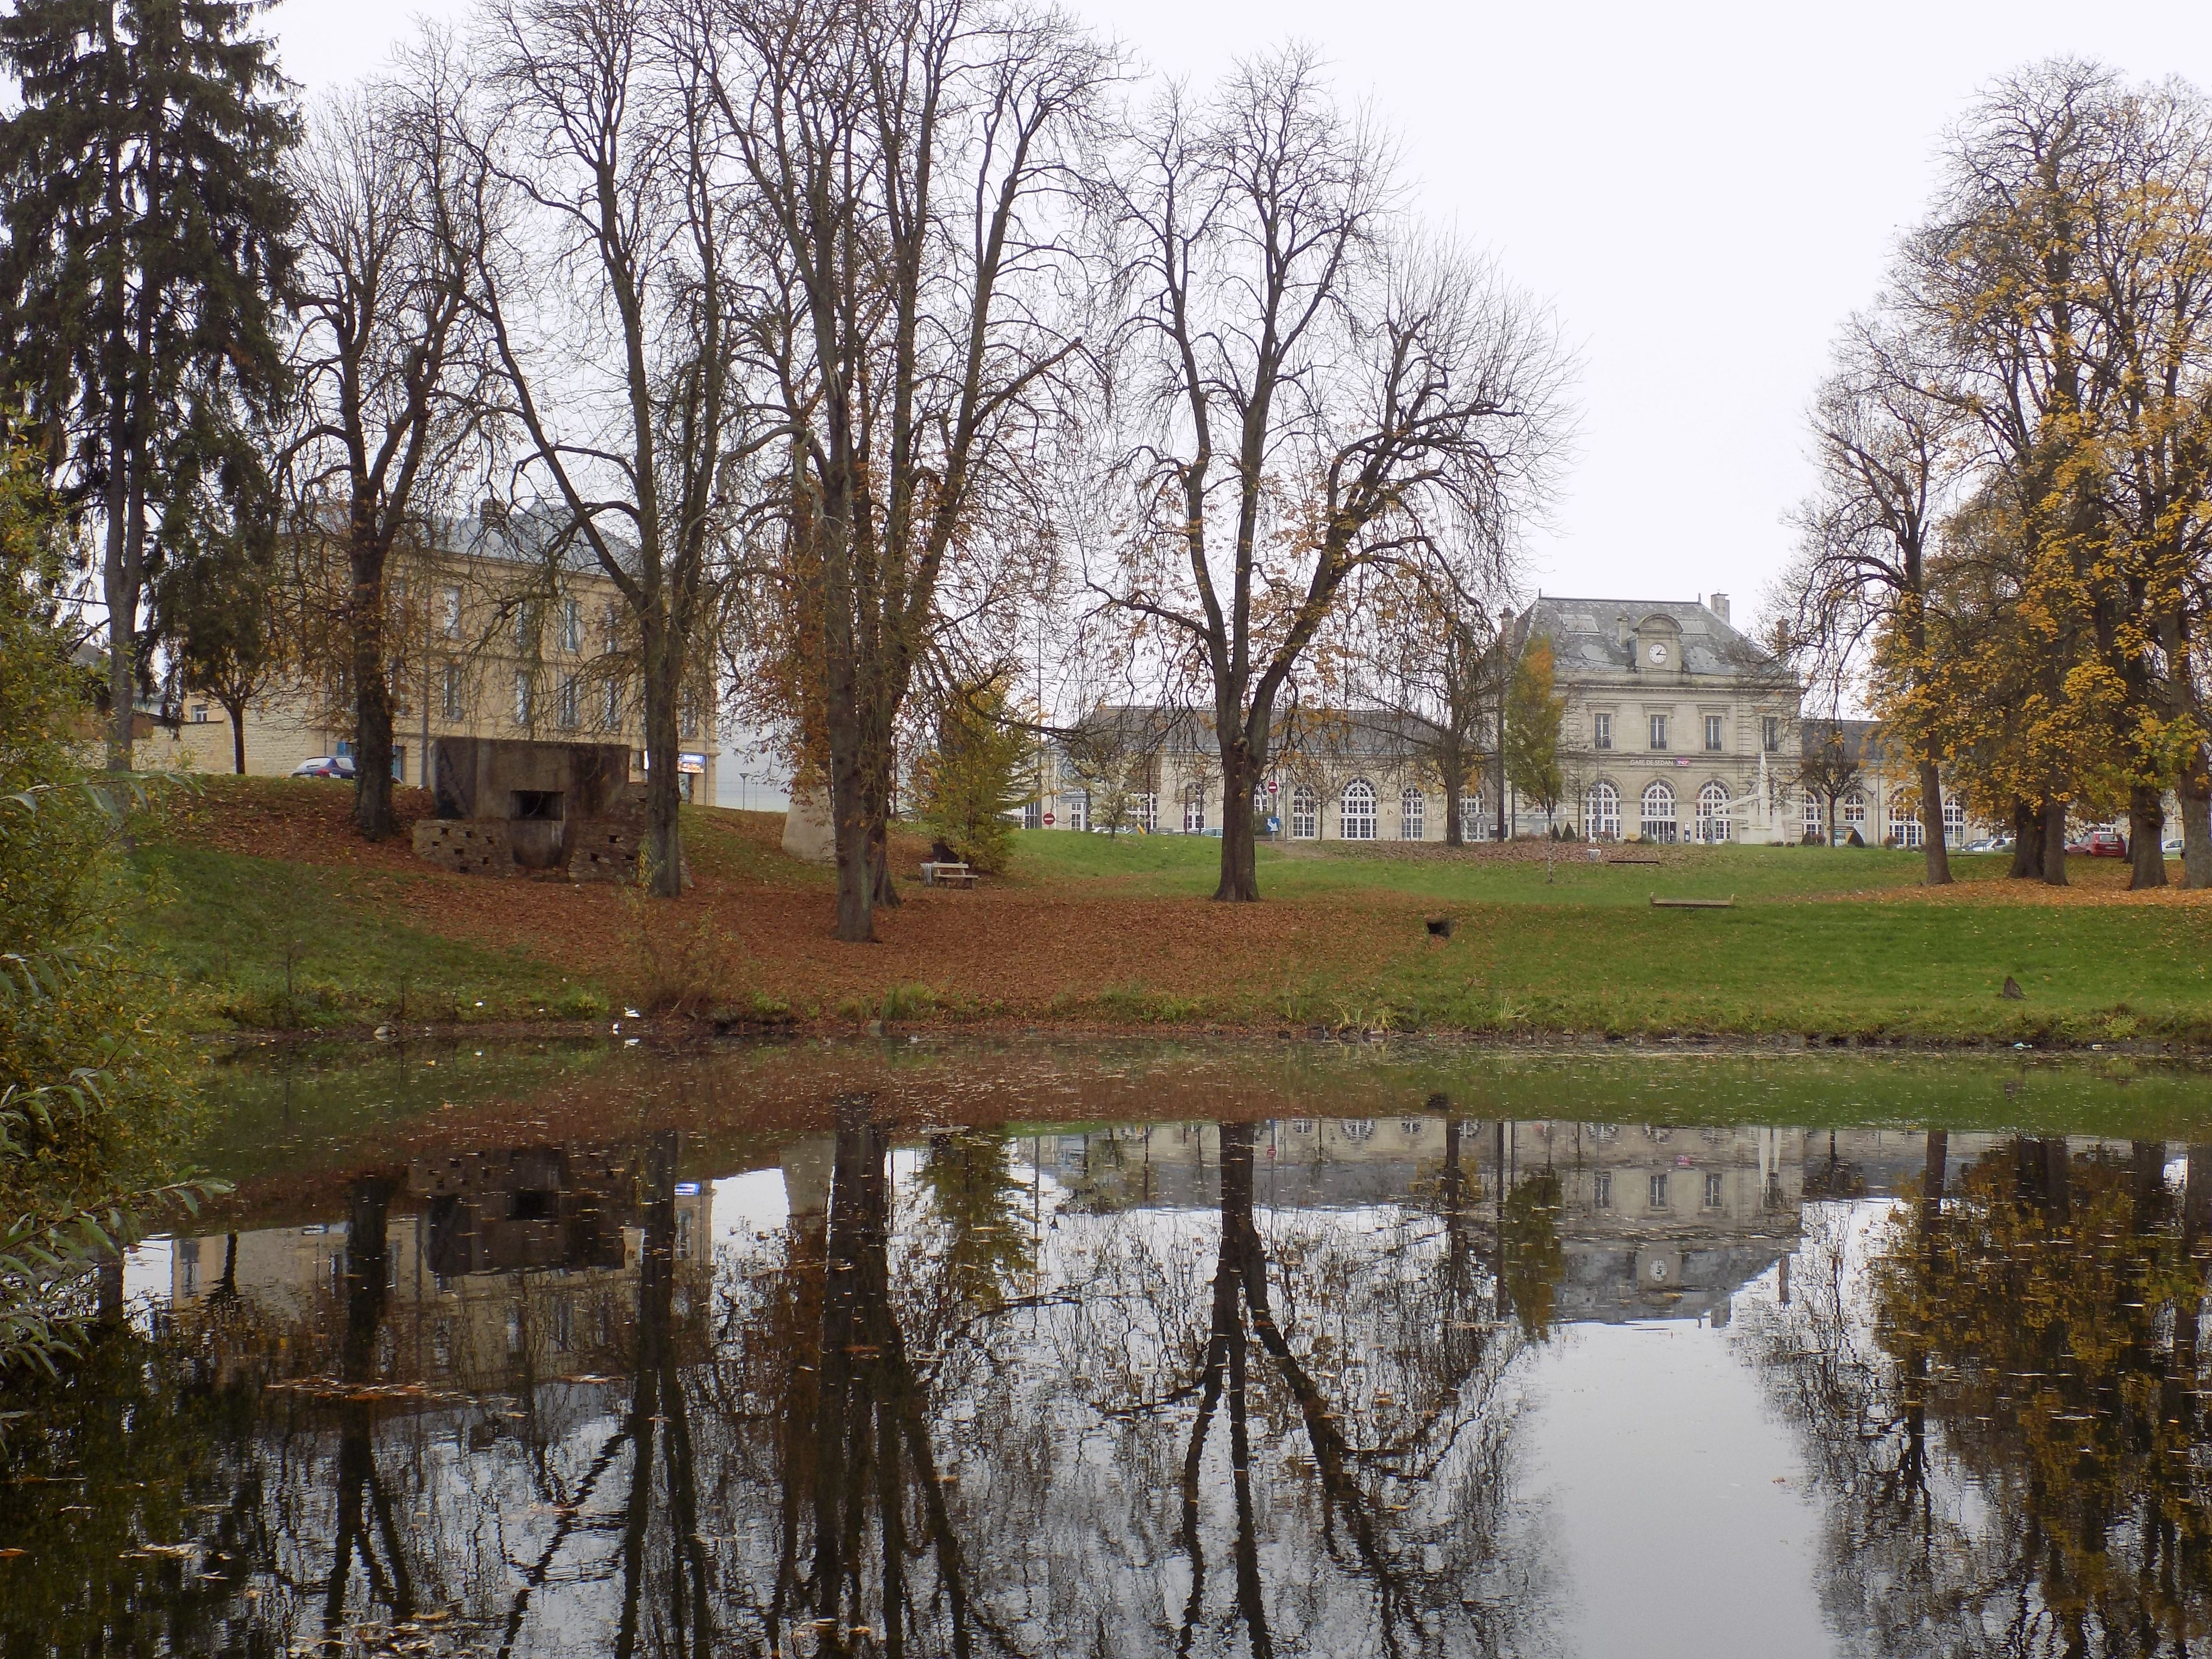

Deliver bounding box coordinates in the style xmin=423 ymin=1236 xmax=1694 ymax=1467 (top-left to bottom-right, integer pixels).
xmin=1709 ymin=592 xmax=1730 ymax=624
xmin=1616 ymin=613 xmax=1630 ymax=648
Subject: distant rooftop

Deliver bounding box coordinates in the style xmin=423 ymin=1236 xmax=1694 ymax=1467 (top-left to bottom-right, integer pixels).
xmin=1519 ymin=595 xmax=1789 ymax=680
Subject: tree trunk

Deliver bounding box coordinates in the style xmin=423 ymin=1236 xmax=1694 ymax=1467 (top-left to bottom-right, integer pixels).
xmin=350 ymin=529 xmax=396 ymax=841
xmin=2127 ymin=783 xmax=2166 ymax=891
xmin=641 ymin=619 xmax=685 ymax=899
xmin=102 ymin=521 xmax=137 ymax=772
xmin=2009 ymin=799 xmax=2040 ymax=880
xmin=2181 ymin=752 xmax=2212 ymax=891
xmin=1442 ymin=755 xmax=1466 ymax=847
xmin=1917 ymin=760 xmax=1952 ymax=886
xmin=104 ymin=430 xmax=147 ymax=773
xmin=1493 ymin=736 xmax=1507 ymax=842
xmin=830 ymin=717 xmax=875 ymax=943
xmin=2040 ymin=796 xmax=2068 ymax=887
xmin=100 ymin=101 xmax=135 ymax=774
xmin=868 ymin=802 xmax=898 ymax=909
xmin=224 ymin=694 xmax=248 ymax=773
xmin=1213 ymin=720 xmax=1261 ymax=902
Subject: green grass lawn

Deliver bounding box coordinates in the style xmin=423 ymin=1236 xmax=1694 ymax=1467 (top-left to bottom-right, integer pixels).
xmin=1009 ymin=825 xmax=1961 ymax=903
xmin=1010 ymin=830 xmax=2212 ymax=1045
xmin=130 ymin=843 xmax=603 ymax=1030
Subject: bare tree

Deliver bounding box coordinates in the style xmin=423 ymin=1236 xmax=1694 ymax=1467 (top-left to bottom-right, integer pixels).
xmin=1338 ymin=569 xmax=1500 ymax=846
xmin=706 ymin=0 xmax=1113 ymax=942
xmin=1060 ymin=704 xmax=1176 ymax=837
xmin=288 ymin=43 xmax=488 ymax=840
xmin=1094 ymin=47 xmax=1567 ymax=902
xmin=1799 ymin=721 xmax=1866 ymax=847
xmin=1786 ymin=319 xmax=1959 ymax=885
xmin=458 ymin=0 xmax=765 ymax=896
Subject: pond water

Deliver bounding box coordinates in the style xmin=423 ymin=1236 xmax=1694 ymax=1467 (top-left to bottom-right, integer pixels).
xmin=7 ymin=1039 xmax=2212 ymax=1658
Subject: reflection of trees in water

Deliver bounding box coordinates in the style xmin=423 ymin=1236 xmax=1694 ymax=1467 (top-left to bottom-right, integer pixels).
xmin=1742 ymin=1135 xmax=2212 ymax=1657
xmin=4 ymin=1113 xmax=1565 ymax=1658
xmin=324 ymin=1175 xmax=417 ymax=1633
xmin=38 ymin=1141 xmax=706 ymax=1658
xmin=0 ymin=1317 xmax=271 ymax=1655
xmin=705 ymin=1108 xmax=1563 ymax=1656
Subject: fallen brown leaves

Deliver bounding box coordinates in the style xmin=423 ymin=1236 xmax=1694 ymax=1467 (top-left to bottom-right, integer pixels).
xmin=1855 ymin=860 xmax=2212 ymax=909
xmin=162 ymin=781 xmax=1430 ymax=1017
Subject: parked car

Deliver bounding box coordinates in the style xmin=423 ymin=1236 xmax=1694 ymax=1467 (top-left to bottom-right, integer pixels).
xmin=1964 ymin=836 xmax=2012 ymax=853
xmin=2165 ymin=834 xmax=2187 ymax=855
xmin=290 ymin=756 xmax=356 ymax=780
xmin=2071 ymin=826 xmax=2128 ymax=859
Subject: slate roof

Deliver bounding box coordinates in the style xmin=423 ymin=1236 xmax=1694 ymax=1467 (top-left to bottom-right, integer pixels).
xmin=1070 ymin=703 xmax=1444 ymax=756
xmin=1517 ymin=596 xmax=1789 ymax=680
xmin=287 ymin=502 xmax=633 ymax=577
xmin=1799 ymin=717 xmax=1891 ymax=765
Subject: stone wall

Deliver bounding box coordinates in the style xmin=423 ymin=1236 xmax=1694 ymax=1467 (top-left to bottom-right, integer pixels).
xmin=413 ymin=815 xmax=669 ymax=883
xmin=567 ymin=819 xmax=646 ymax=882
xmin=412 ymin=819 xmax=515 ymax=877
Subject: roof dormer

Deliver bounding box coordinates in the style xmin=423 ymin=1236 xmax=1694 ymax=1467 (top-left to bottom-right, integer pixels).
xmin=1633 ymin=613 xmax=1682 ymax=673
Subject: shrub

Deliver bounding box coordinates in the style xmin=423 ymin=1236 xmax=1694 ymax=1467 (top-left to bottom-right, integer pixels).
xmin=0 ymin=440 xmax=207 ymax=1371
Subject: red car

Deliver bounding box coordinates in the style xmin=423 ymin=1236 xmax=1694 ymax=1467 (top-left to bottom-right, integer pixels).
xmin=2066 ymin=827 xmax=2128 ymax=859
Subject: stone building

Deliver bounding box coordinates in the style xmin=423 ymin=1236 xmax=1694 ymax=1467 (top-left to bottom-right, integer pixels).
xmin=1517 ymin=592 xmax=1801 ymax=844
xmin=1044 ymin=592 xmax=1806 ymax=843
xmin=1798 ymin=717 xmax=1982 ymax=848
xmin=140 ymin=509 xmax=719 ymax=804
xmin=1047 ymin=705 xmax=1457 ymax=843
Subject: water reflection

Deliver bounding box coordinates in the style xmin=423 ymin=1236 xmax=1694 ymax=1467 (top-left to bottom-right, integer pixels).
xmin=1746 ymin=1134 xmax=2212 ymax=1655
xmin=8 ymin=1113 xmax=2212 ymax=1657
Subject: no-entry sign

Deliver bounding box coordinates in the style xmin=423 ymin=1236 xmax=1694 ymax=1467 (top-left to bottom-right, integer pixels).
xmin=1043 ymin=813 xmax=1056 ymax=826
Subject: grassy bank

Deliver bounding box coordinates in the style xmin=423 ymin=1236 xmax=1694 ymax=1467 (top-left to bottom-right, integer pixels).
xmin=124 ymin=776 xmax=2212 ymax=1048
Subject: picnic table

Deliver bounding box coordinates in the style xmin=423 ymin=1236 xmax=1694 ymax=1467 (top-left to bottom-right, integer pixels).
xmin=920 ymin=861 xmax=977 ymax=889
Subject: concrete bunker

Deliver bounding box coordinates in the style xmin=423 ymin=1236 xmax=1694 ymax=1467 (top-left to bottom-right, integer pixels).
xmin=411 ymin=737 xmax=652 ymax=881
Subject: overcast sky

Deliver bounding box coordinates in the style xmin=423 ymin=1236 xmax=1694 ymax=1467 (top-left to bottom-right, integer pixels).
xmin=273 ymin=0 xmax=2212 ymax=634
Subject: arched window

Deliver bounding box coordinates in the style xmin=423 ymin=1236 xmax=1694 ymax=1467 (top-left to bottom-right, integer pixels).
xmin=1339 ymin=1119 xmax=1375 ymax=1142
xmin=1696 ymin=780 xmax=1731 ymax=844
xmin=1943 ymin=797 xmax=1967 ymax=846
xmin=1640 ymin=780 xmax=1678 ymax=844
xmin=1889 ymin=789 xmax=1922 ymax=848
xmin=1290 ymin=785 xmax=1318 ymax=839
xmin=1585 ymin=780 xmax=1622 ymax=841
xmin=1399 ymin=788 xmax=1425 ymax=840
xmin=1841 ymin=790 xmax=1866 ymax=829
xmin=1803 ymin=793 xmax=1823 ymax=839
xmin=1183 ymin=782 xmax=1206 ymax=834
xmin=1460 ymin=792 xmax=1483 ymax=840
xmin=1340 ymin=779 xmax=1377 ymax=840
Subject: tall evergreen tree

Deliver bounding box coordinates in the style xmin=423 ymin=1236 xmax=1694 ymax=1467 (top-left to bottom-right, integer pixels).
xmin=0 ymin=0 xmax=297 ymax=770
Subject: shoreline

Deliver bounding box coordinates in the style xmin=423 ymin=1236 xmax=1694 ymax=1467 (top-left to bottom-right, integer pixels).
xmin=192 ymin=1013 xmax=2212 ymax=1061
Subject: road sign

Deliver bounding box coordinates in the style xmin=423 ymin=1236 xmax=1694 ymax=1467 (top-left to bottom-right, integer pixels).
xmin=1043 ymin=813 xmax=1056 ymax=826
xmin=1266 ymin=779 xmax=1279 ymax=794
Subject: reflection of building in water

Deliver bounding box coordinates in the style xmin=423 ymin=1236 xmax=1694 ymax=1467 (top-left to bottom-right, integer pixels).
xmin=1050 ymin=1118 xmax=1810 ymax=1326
xmin=1546 ymin=1122 xmax=1800 ymax=1325
xmin=169 ymin=1142 xmax=712 ymax=1386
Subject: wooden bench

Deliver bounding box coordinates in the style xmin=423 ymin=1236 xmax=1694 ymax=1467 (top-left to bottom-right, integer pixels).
xmin=919 ymin=861 xmax=977 ymax=889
